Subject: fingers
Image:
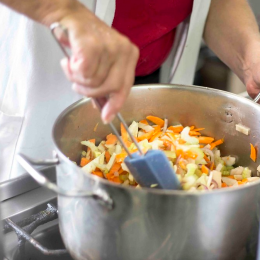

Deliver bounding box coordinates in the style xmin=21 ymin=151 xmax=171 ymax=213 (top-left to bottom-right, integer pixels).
xmin=101 ymin=46 xmax=139 ymax=123
xmin=58 ymin=11 xmax=140 ymax=123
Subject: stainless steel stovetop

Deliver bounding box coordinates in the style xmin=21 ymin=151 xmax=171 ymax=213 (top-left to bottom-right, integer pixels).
xmin=1 ymin=167 xmax=73 ymax=260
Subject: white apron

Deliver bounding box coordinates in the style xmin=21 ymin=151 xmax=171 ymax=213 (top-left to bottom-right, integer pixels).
xmin=0 ymin=0 xmax=211 ymax=182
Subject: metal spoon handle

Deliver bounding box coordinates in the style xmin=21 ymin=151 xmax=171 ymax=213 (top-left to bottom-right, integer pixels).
xmin=254 ymin=93 xmax=260 ymax=103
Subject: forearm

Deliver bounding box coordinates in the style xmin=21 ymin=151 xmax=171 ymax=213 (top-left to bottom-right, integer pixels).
xmin=0 ymin=0 xmax=85 ymax=26
xmin=204 ymin=0 xmax=260 ymax=83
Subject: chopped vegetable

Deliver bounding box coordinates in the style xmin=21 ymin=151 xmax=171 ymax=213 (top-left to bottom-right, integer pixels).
xmin=181 ymin=127 xmax=199 ymax=145
xmin=168 ymin=125 xmax=184 ymax=133
xmin=80 ymin=157 xmax=90 ymax=167
xmin=201 ymin=165 xmax=209 ymax=175
xmin=198 ymin=136 xmax=214 ymax=144
xmin=250 ymin=143 xmax=257 ymax=162
xmin=236 ymin=124 xmax=250 ymax=135
xmin=242 ymin=167 xmax=251 ymax=180
xmin=222 ymin=156 xmax=236 ymax=167
xmin=93 ymin=123 xmax=99 ymax=132
xmin=210 ymin=139 xmax=224 ymax=150
xmin=77 ymin=115 xmax=259 ymax=191
xmin=146 ymin=116 xmax=164 ymax=127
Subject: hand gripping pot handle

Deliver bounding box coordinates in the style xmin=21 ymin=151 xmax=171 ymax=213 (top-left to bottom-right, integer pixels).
xmin=16 ymin=153 xmax=113 ymax=209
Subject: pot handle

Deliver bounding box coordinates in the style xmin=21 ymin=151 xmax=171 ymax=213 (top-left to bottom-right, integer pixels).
xmin=16 ymin=153 xmax=113 ymax=209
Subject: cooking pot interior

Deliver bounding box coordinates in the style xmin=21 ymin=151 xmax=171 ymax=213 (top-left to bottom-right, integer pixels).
xmin=53 ymin=85 xmax=260 ymax=176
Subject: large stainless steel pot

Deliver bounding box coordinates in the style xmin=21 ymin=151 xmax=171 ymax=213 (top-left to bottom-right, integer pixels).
xmin=18 ymin=85 xmax=260 ymax=260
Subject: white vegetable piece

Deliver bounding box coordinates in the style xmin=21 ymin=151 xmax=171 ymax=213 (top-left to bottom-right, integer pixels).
xmin=222 ymin=177 xmax=238 ymax=186
xmin=98 ymin=142 xmax=105 ymax=152
xmin=257 ymin=165 xmax=260 ymax=177
xmin=115 ymin=144 xmax=122 ymax=154
xmin=82 ymin=152 xmax=105 ymax=174
xmin=138 ymin=131 xmax=145 ymax=138
xmin=216 ymin=163 xmax=223 ymax=172
xmin=235 ymin=124 xmax=250 ymax=135
xmin=234 ymin=175 xmax=242 ymax=181
xmin=81 ymin=140 xmax=98 ymax=152
xmin=94 ymin=151 xmax=101 ymax=158
xmin=207 ymin=172 xmax=213 ymax=188
xmin=181 ymin=127 xmax=199 ymax=145
xmin=212 ymin=170 xmax=222 ymax=188
xmin=106 ymin=153 xmax=116 ymax=172
xmin=138 ymin=122 xmax=154 ymax=132
xmin=164 ymin=151 xmax=176 ymax=159
xmin=121 ymin=162 xmax=130 ymax=172
xmin=247 ymin=177 xmax=260 ymax=182
xmin=222 ymin=156 xmax=236 ymax=166
xmin=183 ymin=175 xmax=198 ymax=190
xmin=150 ymin=140 xmax=164 ymax=150
xmin=129 ymin=121 xmax=139 ymax=137
xmin=230 ymin=166 xmax=244 ymax=175
xmin=163 ymin=118 xmax=168 ymax=133
xmin=196 ymin=173 xmax=208 ymax=187
xmin=129 ymin=173 xmax=134 ymax=182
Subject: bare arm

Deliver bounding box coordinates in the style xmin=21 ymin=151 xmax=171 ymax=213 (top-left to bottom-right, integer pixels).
xmin=204 ymin=0 xmax=260 ymax=98
xmin=0 ymin=0 xmax=139 ymax=123
xmin=0 ymin=0 xmax=81 ymax=25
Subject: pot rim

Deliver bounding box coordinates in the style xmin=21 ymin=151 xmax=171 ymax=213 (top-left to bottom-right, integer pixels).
xmin=52 ymin=84 xmax=260 ymax=196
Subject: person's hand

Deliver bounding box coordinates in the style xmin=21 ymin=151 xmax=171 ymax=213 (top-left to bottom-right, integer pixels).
xmin=57 ymin=5 xmax=139 ymax=123
xmin=242 ymin=41 xmax=260 ymax=101
xmin=245 ymin=66 xmax=260 ymax=101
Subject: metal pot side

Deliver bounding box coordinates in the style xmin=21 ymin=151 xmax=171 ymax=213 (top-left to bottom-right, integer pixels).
xmin=53 ymin=85 xmax=260 ymax=260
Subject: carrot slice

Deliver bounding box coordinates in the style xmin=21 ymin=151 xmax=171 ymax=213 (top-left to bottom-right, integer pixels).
xmin=242 ymin=178 xmax=248 ymax=183
xmin=193 ymin=128 xmax=205 ymax=132
xmin=210 ymin=139 xmax=224 ymax=150
xmin=184 ymin=150 xmax=198 ymax=159
xmin=118 ymin=168 xmax=124 ymax=174
xmin=107 ymin=163 xmax=122 ymax=180
xmin=179 ymin=160 xmax=186 ymax=170
xmin=178 ymin=139 xmax=186 ymax=144
xmin=250 ymin=143 xmax=257 ymax=162
xmin=109 ymin=163 xmax=121 ymax=174
xmin=139 ymin=119 xmax=148 ymax=125
xmin=116 ymin=152 xmax=127 ymax=163
xmin=149 ymin=131 xmax=162 ymax=142
xmin=190 ymin=126 xmax=195 ymax=130
xmin=204 ymin=155 xmax=210 ymax=163
xmin=237 ymin=181 xmax=243 ymax=185
xmin=221 ymin=183 xmax=227 ymax=188
xmin=210 ymin=162 xmax=215 ymax=171
xmin=176 ymin=149 xmax=184 ymax=157
xmin=201 ymin=165 xmax=209 ymax=175
xmin=121 ymin=123 xmax=131 ymax=147
xmin=80 ymin=157 xmax=90 ymax=167
xmin=198 ymin=136 xmax=214 ymax=144
xmin=92 ymin=170 xmax=104 ymax=178
xmin=106 ymin=134 xmax=117 ymax=145
xmin=138 ymin=130 xmax=154 ymax=141
xmin=168 ymin=126 xmax=184 ymax=133
xmin=189 ymin=131 xmax=201 ymax=136
xmin=109 ymin=176 xmax=122 ymax=184
xmin=105 ymin=151 xmax=111 ymax=163
xmin=93 ymin=123 xmax=99 ymax=132
xmin=146 ymin=116 xmax=164 ymax=127
xmin=89 ymin=139 xmax=95 ymax=144
xmin=227 ymin=175 xmax=235 ymax=179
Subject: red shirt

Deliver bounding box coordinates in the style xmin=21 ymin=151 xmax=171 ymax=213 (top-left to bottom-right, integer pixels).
xmin=112 ymin=0 xmax=193 ymax=76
